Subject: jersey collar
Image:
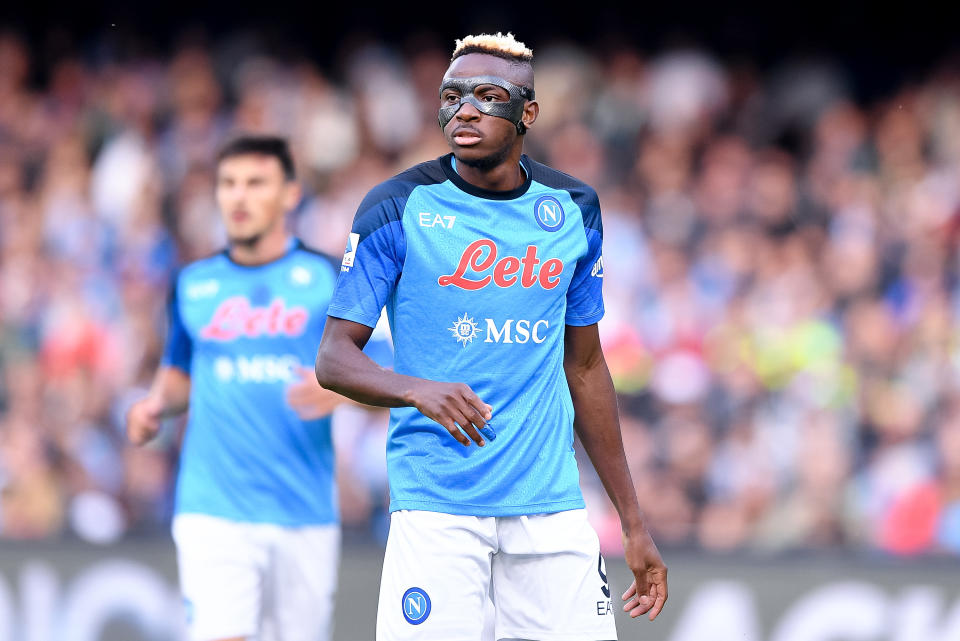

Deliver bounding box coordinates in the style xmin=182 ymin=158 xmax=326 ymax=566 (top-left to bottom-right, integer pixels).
xmin=222 ymin=237 xmax=301 ymax=268
xmin=441 ymin=153 xmax=532 ymax=201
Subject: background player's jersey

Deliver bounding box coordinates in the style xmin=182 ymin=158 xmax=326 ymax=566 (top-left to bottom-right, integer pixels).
xmin=164 ymin=239 xmax=341 ymax=526
xmin=329 ymin=154 xmax=604 ymax=517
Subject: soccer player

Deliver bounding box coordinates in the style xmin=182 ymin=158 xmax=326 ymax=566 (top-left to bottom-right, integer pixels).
xmin=127 ymin=135 xmax=361 ymax=641
xmin=315 ymin=33 xmax=667 ymax=641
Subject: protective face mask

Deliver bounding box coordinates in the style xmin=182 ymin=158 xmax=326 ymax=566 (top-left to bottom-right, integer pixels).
xmin=438 ymin=75 xmax=535 ymax=134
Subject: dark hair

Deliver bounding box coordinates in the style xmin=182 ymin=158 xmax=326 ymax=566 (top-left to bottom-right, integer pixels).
xmin=216 ymin=135 xmax=296 ymax=181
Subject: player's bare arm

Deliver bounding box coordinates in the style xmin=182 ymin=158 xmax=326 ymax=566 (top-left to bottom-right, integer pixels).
xmin=126 ymin=366 xmax=190 ymax=446
xmin=563 ymin=323 xmax=668 ymax=621
xmin=316 ymin=316 xmax=493 ymax=447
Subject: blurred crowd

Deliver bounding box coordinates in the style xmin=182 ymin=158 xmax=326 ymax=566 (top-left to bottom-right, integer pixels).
xmin=0 ymin=29 xmax=959 ymax=556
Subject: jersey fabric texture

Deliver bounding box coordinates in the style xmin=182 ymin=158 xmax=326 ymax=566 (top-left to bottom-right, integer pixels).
xmin=163 ymin=239 xmax=345 ymax=526
xmin=328 ymin=154 xmax=604 ymax=517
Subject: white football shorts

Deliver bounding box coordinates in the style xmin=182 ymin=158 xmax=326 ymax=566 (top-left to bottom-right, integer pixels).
xmin=377 ymin=509 xmax=618 ymax=641
xmin=172 ymin=513 xmax=340 ymax=641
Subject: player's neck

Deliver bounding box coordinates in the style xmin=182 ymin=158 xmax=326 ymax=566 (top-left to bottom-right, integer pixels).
xmin=454 ymin=149 xmax=526 ymax=193
xmin=228 ymin=229 xmax=292 ymax=266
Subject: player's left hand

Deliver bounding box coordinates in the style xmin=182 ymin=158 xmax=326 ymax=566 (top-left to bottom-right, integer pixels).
xmin=621 ymin=525 xmax=668 ymax=621
xmin=286 ymin=366 xmax=344 ymax=420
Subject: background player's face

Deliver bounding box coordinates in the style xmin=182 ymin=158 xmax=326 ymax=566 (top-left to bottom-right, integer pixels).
xmin=441 ymin=53 xmax=533 ymax=169
xmin=215 ymin=154 xmax=298 ymax=246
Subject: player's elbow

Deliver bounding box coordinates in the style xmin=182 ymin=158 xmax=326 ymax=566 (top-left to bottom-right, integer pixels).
xmin=314 ymin=339 xmax=342 ymax=392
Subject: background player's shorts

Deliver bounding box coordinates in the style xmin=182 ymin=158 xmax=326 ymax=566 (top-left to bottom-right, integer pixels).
xmin=173 ymin=513 xmax=340 ymax=641
xmin=377 ymin=509 xmax=618 ymax=641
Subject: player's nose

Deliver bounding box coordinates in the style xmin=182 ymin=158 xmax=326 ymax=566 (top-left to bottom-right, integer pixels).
xmin=455 ymin=101 xmax=482 ymax=120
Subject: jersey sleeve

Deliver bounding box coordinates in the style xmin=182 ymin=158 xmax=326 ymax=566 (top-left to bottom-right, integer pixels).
xmin=565 ymin=190 xmax=605 ymax=326
xmin=327 ymin=182 xmax=408 ymax=328
xmin=161 ymin=278 xmax=193 ymax=372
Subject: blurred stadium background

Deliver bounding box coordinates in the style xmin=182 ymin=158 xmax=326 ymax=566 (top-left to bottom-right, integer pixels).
xmin=0 ymin=1 xmax=959 ymax=639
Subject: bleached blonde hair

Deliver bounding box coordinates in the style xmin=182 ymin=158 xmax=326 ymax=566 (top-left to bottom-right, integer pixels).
xmin=451 ymin=32 xmax=533 ymax=63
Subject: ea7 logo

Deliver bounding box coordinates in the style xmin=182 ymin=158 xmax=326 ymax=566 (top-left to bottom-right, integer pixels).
xmin=419 ymin=213 xmax=456 ymax=229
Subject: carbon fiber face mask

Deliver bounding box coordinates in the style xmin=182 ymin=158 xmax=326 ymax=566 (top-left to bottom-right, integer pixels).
xmin=438 ymin=75 xmax=535 ymax=134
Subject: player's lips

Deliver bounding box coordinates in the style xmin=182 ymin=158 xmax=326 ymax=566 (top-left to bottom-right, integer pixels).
xmin=452 ymin=128 xmax=483 ymax=146
xmin=230 ymin=210 xmax=250 ymax=223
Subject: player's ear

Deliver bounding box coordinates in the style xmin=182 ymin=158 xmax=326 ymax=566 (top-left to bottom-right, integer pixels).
xmin=522 ymin=100 xmax=539 ymax=131
xmin=283 ymin=180 xmax=302 ymax=211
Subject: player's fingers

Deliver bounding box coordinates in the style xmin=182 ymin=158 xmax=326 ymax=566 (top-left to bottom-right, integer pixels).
xmin=621 ymin=581 xmax=637 ymax=601
xmin=460 ymin=386 xmax=492 ymax=421
xmin=440 ymin=418 xmax=471 ymax=446
xmin=129 ymin=420 xmax=157 ymax=445
xmin=627 ymin=571 xmax=654 ymax=616
xmin=465 ymin=404 xmax=488 ymax=431
xmin=648 ymin=585 xmax=667 ymax=621
xmin=451 ymin=397 xmax=487 ymax=446
xmin=454 ymin=417 xmax=485 ymax=447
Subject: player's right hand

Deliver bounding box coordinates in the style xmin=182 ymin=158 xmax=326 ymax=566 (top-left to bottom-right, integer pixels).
xmin=126 ymin=396 xmax=164 ymax=446
xmin=407 ymin=381 xmax=492 ymax=447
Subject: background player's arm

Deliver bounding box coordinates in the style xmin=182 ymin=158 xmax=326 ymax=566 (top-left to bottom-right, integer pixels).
xmin=285 ymin=366 xmax=349 ymax=420
xmin=563 ymin=323 xmax=668 ymax=621
xmin=126 ymin=366 xmax=190 ymax=446
xmin=315 ymin=316 xmax=492 ymax=446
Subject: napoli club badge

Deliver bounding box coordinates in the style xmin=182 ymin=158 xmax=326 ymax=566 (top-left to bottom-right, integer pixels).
xmin=534 ymin=196 xmax=565 ymax=232
xmin=402 ymin=587 xmax=431 ymax=625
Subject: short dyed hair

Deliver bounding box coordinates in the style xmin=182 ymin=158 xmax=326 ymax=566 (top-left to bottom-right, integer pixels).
xmin=216 ymin=135 xmax=295 ymax=181
xmin=451 ymin=32 xmax=533 ymax=64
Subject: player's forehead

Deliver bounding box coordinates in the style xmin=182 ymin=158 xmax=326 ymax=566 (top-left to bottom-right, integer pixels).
xmin=217 ymin=153 xmax=284 ymax=178
xmin=443 ymin=53 xmax=530 ymax=88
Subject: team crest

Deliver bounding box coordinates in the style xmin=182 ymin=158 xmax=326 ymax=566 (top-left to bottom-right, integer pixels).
xmin=534 ymin=196 xmax=565 ymax=232
xmin=290 ymin=266 xmax=312 ymax=285
xmin=401 ymin=587 xmax=431 ymax=625
xmin=449 ymin=313 xmax=479 ymax=346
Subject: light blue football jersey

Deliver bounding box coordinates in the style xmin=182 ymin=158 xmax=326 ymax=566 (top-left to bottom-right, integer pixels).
xmin=163 ymin=238 xmax=389 ymax=526
xmin=328 ymin=154 xmax=604 ymax=517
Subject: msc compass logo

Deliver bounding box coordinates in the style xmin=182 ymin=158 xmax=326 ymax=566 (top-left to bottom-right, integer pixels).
xmin=534 ymin=195 xmax=565 ymax=232
xmin=449 ymin=313 xmax=479 ymax=346
xmin=401 ymin=587 xmax=431 ymax=625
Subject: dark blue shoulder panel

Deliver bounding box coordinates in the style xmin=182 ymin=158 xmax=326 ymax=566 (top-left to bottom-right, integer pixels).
xmin=352 ymin=158 xmax=448 ymax=237
xmin=524 ymin=155 xmax=602 ymax=234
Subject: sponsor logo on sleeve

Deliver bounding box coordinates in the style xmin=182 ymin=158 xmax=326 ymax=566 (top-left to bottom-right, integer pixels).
xmin=341 ymin=232 xmax=360 ymax=272
xmin=590 ymin=255 xmax=604 ymax=278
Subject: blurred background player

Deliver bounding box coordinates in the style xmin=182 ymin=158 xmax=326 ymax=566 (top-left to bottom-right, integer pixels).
xmin=126 ymin=135 xmax=380 ymax=641
xmin=316 ymin=32 xmax=667 ymax=640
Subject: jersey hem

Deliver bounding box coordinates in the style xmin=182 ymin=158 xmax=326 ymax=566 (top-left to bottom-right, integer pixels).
xmin=326 ymin=305 xmax=379 ymax=328
xmin=497 ymin=628 xmax=617 ymax=641
xmin=388 ymin=498 xmax=586 ymax=516
xmin=174 ymin=509 xmax=339 ymax=528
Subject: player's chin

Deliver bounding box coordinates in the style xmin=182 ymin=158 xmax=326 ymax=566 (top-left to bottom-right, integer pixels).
xmin=226 ymin=230 xmax=261 ymax=246
xmin=450 ymin=145 xmax=503 ymax=169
